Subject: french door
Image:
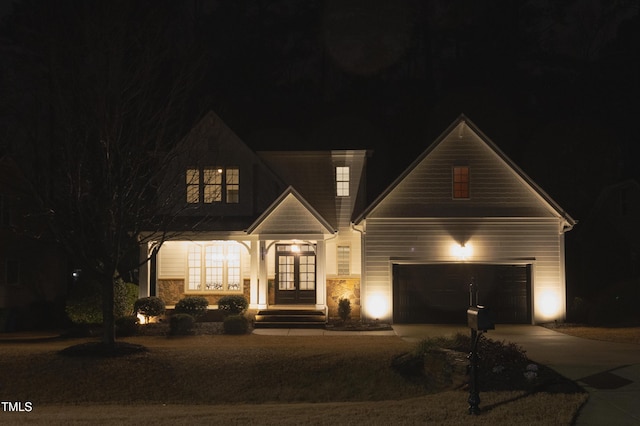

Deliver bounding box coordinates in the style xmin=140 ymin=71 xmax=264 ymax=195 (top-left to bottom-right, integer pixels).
xmin=275 ymin=244 xmax=316 ymax=304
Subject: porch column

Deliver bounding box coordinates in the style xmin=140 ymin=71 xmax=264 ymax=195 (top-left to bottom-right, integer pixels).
xmin=315 ymin=239 xmax=326 ymax=310
xmin=249 ymin=240 xmax=259 ymax=308
xmin=138 ymin=242 xmax=150 ymax=298
xmin=257 ymin=240 xmax=268 ymax=308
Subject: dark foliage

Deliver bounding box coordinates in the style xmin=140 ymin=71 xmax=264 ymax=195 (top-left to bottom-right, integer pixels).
xmin=217 ymin=295 xmax=248 ymax=316
xmin=337 ymin=298 xmax=351 ymax=322
xmin=223 ymin=314 xmax=249 ymax=335
xmin=169 ymin=313 xmax=195 ymax=336
xmin=115 ymin=315 xmax=139 ymax=337
xmin=134 ymin=297 xmax=166 ymax=322
xmin=174 ymin=296 xmax=209 ymax=320
xmin=409 ymin=333 xmax=583 ymax=394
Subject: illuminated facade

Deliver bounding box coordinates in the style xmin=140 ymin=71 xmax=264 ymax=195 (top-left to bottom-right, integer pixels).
xmin=139 ymin=112 xmax=574 ymax=324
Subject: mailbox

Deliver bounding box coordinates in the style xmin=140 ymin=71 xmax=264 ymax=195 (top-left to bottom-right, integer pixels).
xmin=467 ymin=305 xmax=495 ymax=331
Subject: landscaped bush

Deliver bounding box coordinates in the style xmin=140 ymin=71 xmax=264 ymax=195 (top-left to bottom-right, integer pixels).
xmin=174 ymin=296 xmax=209 ymax=320
xmin=410 ymin=333 xmax=540 ymax=392
xmin=218 ymin=295 xmax=248 ymax=316
xmin=223 ymin=314 xmax=249 ymax=334
xmin=66 ymin=279 xmax=139 ymax=325
xmin=134 ymin=296 xmax=166 ymax=323
xmin=115 ymin=315 xmax=139 ymax=337
xmin=169 ymin=313 xmax=195 ymax=335
xmin=65 ymin=283 xmax=103 ymax=325
xmin=114 ymin=280 xmax=139 ymax=318
xmin=338 ymin=298 xmax=351 ymax=321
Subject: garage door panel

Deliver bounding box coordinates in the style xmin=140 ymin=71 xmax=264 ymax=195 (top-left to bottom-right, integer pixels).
xmin=393 ymin=264 xmax=531 ymax=324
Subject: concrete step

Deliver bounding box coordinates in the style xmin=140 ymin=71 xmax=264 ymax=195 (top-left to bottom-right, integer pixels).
xmin=254 ymin=309 xmax=326 ymax=328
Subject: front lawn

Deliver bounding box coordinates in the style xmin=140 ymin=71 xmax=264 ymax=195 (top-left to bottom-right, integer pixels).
xmin=0 ymin=330 xmax=587 ymax=425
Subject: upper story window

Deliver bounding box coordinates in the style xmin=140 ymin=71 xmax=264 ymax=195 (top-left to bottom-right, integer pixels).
xmin=336 ymin=166 xmax=350 ymax=197
xmin=452 ymin=166 xmax=470 ymax=199
xmin=187 ymin=167 xmax=239 ymax=204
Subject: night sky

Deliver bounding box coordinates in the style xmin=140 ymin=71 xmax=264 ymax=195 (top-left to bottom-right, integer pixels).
xmin=1 ymin=0 xmax=639 ymax=220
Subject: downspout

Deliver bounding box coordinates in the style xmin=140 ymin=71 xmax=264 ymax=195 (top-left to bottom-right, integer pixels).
xmin=351 ymin=222 xmax=366 ymax=321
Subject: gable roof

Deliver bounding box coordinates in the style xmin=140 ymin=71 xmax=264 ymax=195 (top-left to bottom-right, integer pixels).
xmin=246 ymin=186 xmax=336 ymax=235
xmin=355 ymin=114 xmax=576 ymax=230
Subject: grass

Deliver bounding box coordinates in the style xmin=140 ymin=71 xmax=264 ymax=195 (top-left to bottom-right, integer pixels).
xmin=0 ymin=325 xmax=589 ymax=425
xmin=544 ymin=323 xmax=640 ymax=344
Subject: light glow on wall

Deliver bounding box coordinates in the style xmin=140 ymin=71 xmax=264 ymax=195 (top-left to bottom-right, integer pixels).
xmin=451 ymin=242 xmax=473 ymax=260
xmin=136 ymin=313 xmax=147 ymax=325
xmin=366 ymin=293 xmax=390 ymax=319
xmin=537 ymin=290 xmax=562 ymax=318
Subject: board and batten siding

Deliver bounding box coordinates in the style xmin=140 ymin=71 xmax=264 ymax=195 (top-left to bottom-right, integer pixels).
xmin=362 ymin=218 xmax=565 ymax=324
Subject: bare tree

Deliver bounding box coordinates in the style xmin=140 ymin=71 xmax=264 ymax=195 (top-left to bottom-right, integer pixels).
xmin=1 ymin=1 xmax=207 ymax=349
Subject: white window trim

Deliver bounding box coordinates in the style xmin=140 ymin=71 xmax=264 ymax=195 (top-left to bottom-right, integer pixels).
xmin=336 ymin=166 xmax=350 ymax=197
xmin=186 ymin=242 xmax=242 ymax=293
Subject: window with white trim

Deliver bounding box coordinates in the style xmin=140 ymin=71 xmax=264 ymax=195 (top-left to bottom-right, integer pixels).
xmin=186 ymin=167 xmax=239 ymax=204
xmin=336 ymin=166 xmax=350 ymax=197
xmin=337 ymin=245 xmax=350 ymax=276
xmin=187 ymin=242 xmax=242 ymax=292
xmin=452 ymin=166 xmax=470 ymax=199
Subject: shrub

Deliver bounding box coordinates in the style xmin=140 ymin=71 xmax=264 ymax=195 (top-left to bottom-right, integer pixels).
xmin=223 ymin=314 xmax=249 ymax=334
xmin=218 ymin=295 xmax=248 ymax=316
xmin=115 ymin=315 xmax=139 ymax=337
xmin=338 ymin=298 xmax=351 ymax=321
xmin=134 ymin=296 xmax=166 ymax=323
xmin=65 ymin=280 xmax=103 ymax=324
xmin=174 ymin=296 xmax=209 ymax=320
xmin=170 ymin=313 xmax=195 ymax=335
xmin=66 ymin=279 xmax=139 ymax=325
xmin=114 ymin=281 xmax=139 ymax=318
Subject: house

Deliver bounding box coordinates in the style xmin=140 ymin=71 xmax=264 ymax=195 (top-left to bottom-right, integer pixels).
xmin=138 ymin=112 xmax=575 ymax=325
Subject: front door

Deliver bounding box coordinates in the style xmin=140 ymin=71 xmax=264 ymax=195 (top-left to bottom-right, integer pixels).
xmin=275 ymin=243 xmax=316 ymax=304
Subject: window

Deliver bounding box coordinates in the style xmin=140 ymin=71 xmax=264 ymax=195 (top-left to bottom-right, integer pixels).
xmin=187 ymin=242 xmax=242 ymax=292
xmin=186 ymin=167 xmax=239 ymax=204
xmin=336 ymin=166 xmax=350 ymax=197
xmin=337 ymin=246 xmax=350 ymax=276
xmin=226 ymin=168 xmax=239 ymax=203
xmin=453 ymin=166 xmax=470 ymax=199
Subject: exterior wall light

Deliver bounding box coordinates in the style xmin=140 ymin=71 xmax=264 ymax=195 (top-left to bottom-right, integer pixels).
xmin=451 ymin=242 xmax=473 ymax=260
xmin=537 ymin=290 xmax=561 ymax=319
xmin=366 ymin=293 xmax=389 ymax=320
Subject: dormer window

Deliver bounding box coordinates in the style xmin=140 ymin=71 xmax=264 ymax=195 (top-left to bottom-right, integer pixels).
xmin=187 ymin=167 xmax=239 ymax=204
xmin=336 ymin=166 xmax=350 ymax=197
xmin=452 ymin=166 xmax=469 ymax=199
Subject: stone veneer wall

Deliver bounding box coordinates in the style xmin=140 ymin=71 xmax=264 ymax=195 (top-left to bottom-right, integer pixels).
xmin=326 ymin=278 xmax=361 ymax=320
xmin=157 ymin=279 xmax=250 ymax=306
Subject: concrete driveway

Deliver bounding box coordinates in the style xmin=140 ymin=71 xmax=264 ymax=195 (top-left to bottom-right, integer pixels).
xmin=392 ymin=324 xmax=640 ymax=425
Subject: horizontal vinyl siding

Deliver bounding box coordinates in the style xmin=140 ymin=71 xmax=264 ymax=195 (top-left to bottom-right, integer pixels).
xmin=363 ymin=218 xmax=563 ymax=322
xmin=370 ymin=123 xmax=553 ymax=218
xmin=158 ymin=242 xmax=187 ymax=278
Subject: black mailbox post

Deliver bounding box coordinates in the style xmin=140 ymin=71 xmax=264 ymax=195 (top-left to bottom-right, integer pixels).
xmin=466 ymin=305 xmax=494 ymax=415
